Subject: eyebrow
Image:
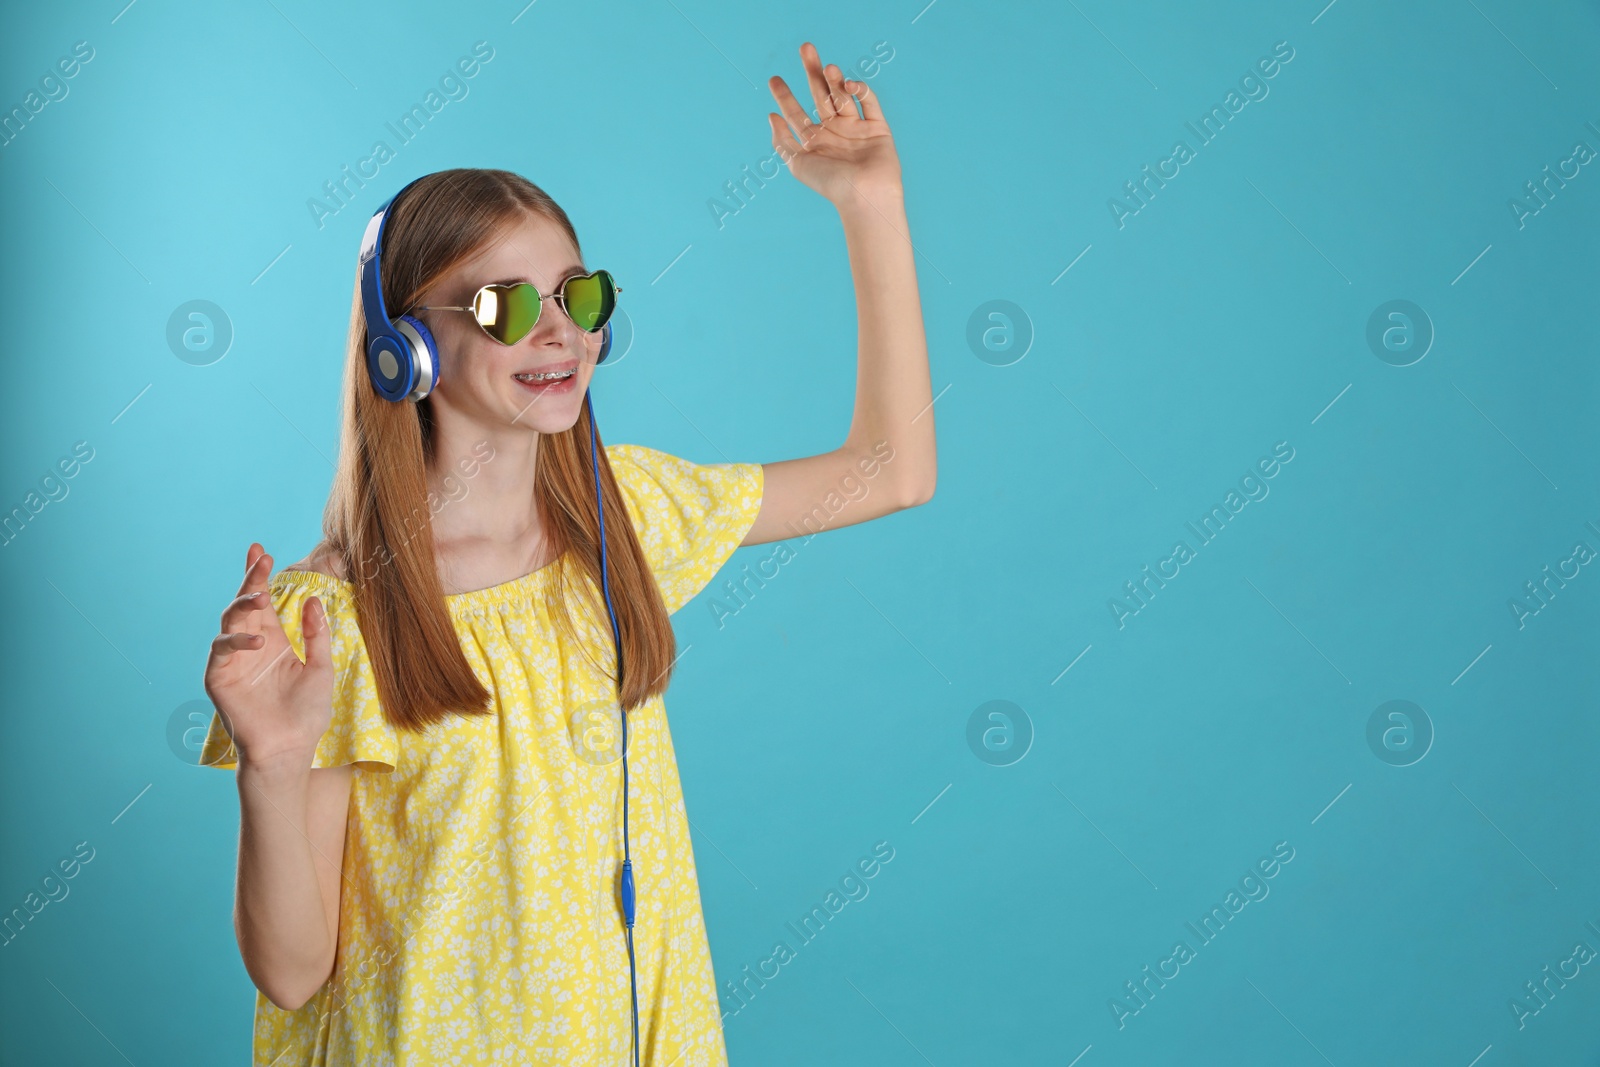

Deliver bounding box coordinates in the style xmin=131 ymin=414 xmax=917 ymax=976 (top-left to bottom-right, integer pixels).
xmin=484 ymin=264 xmax=585 ymax=288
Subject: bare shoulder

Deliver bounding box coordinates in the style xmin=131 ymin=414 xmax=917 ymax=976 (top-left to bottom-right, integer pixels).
xmin=282 ymin=542 xmax=351 ymax=582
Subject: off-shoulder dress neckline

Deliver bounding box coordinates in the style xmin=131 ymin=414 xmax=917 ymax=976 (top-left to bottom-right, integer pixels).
xmin=272 ymin=552 xmax=569 ymax=613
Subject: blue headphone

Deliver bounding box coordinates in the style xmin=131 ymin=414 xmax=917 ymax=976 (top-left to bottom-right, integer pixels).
xmin=358 ymin=175 xmax=642 ymax=1065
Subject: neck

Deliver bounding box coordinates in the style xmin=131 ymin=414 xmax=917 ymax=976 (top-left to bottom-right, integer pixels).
xmin=425 ymin=421 xmax=542 ymax=549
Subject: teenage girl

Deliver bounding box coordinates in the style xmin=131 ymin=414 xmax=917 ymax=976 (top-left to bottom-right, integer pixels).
xmin=200 ymin=42 xmax=934 ymax=1065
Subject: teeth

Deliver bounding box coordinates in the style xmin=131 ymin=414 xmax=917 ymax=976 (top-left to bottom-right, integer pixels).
xmin=514 ymin=370 xmax=574 ymax=382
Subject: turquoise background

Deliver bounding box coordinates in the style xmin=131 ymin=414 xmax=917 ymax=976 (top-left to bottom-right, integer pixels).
xmin=2 ymin=0 xmax=1597 ymax=1063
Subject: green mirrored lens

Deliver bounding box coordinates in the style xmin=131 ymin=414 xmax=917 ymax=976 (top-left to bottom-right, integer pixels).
xmin=562 ymin=270 xmax=617 ymax=332
xmin=474 ymin=283 xmax=543 ymax=344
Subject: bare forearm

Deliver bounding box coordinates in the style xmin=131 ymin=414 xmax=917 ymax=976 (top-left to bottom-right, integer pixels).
xmin=235 ymin=752 xmax=335 ymax=1010
xmin=836 ymin=184 xmax=936 ymax=503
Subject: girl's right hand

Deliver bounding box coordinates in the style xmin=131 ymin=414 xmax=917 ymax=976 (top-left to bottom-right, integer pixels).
xmin=203 ymin=542 xmax=334 ymax=767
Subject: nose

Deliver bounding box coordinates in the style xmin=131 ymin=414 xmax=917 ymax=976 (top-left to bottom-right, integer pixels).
xmin=528 ymin=293 xmax=586 ymax=347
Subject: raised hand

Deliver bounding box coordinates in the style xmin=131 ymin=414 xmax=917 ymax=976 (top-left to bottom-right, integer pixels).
xmin=202 ymin=542 xmax=335 ymax=767
xmin=767 ymin=41 xmax=903 ymax=207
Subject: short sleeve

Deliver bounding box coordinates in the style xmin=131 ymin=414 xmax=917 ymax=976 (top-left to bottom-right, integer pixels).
xmin=198 ymin=571 xmax=400 ymax=772
xmin=606 ymin=443 xmax=766 ymax=615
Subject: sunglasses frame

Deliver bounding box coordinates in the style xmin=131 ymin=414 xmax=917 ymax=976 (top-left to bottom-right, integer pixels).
xmin=412 ymin=270 xmax=622 ymax=346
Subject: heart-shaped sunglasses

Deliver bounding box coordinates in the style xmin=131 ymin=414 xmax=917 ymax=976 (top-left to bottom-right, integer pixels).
xmin=413 ymin=269 xmax=621 ymax=345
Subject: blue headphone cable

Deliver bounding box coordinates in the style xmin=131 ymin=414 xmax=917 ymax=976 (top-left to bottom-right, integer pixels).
xmin=587 ymin=387 xmax=642 ymax=1067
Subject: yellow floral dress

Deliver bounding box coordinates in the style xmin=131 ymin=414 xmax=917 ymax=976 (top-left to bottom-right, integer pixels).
xmin=201 ymin=443 xmax=764 ymax=1066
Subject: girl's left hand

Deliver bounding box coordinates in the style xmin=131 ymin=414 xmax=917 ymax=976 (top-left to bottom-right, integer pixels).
xmin=768 ymin=42 xmax=902 ymax=207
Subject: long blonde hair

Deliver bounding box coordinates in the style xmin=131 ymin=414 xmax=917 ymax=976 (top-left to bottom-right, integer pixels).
xmin=319 ymin=168 xmax=674 ymax=731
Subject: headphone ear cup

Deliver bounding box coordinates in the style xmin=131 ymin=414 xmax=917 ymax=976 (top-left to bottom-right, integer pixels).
xmin=596 ymin=321 xmax=612 ymax=365
xmin=396 ymin=315 xmax=441 ymax=399
xmin=366 ymin=330 xmax=416 ymax=403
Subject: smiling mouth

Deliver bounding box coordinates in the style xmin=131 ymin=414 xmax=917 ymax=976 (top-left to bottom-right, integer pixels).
xmin=512 ymin=369 xmax=575 ymax=383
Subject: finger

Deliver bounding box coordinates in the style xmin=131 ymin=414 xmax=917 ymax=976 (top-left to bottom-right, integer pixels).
xmin=822 ymin=63 xmax=856 ymax=120
xmin=212 ymin=631 xmax=266 ymax=654
xmin=299 ymin=595 xmax=332 ymax=673
xmin=848 ymin=78 xmax=885 ymax=123
xmin=207 ymin=629 xmax=266 ymax=670
xmin=799 ymin=42 xmax=836 ymax=122
xmin=219 ymin=589 xmax=271 ymax=634
xmin=234 ymin=543 xmax=272 ymax=601
xmin=768 ymin=112 xmax=803 ymax=160
xmin=767 ymin=75 xmax=816 ymax=147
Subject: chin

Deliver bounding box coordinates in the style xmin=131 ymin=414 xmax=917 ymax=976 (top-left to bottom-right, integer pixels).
xmin=508 ymin=388 xmax=586 ymax=433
